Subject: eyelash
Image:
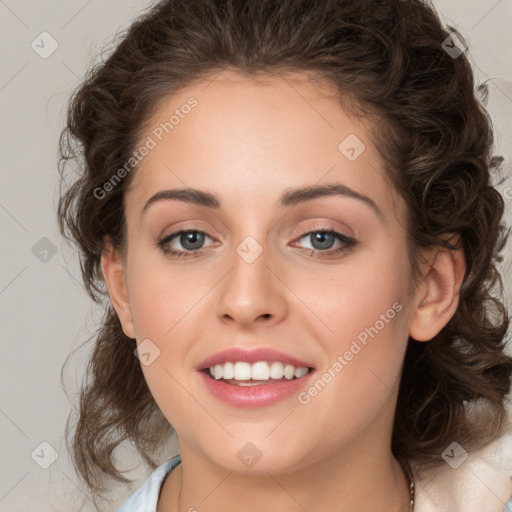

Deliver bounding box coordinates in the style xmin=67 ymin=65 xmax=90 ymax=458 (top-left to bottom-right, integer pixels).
xmin=156 ymin=228 xmax=357 ymax=260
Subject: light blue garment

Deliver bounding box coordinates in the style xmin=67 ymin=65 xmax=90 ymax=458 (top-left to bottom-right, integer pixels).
xmin=504 ymin=496 xmax=512 ymax=512
xmin=117 ymin=455 xmax=181 ymax=512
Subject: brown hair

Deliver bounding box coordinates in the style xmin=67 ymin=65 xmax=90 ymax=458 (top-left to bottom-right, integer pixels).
xmin=58 ymin=0 xmax=512 ymax=497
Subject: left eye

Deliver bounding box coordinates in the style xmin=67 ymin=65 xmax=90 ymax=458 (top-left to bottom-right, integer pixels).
xmin=294 ymin=229 xmax=357 ymax=254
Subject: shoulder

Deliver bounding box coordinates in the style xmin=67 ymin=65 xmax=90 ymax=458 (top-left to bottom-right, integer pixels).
xmin=117 ymin=455 xmax=181 ymax=512
xmin=413 ymin=431 xmax=512 ymax=512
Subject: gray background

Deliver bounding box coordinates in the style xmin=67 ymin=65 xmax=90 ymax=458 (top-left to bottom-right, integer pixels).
xmin=0 ymin=1 xmax=511 ymax=511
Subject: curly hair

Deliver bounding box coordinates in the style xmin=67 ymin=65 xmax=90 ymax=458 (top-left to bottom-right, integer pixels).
xmin=58 ymin=0 xmax=512 ymax=496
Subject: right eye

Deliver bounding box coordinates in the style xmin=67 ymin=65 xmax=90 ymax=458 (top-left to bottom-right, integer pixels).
xmin=156 ymin=229 xmax=216 ymax=258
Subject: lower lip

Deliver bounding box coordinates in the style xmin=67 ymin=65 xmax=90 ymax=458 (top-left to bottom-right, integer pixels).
xmin=198 ymin=371 xmax=314 ymax=408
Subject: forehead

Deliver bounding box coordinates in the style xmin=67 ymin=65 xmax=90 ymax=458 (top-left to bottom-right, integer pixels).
xmin=126 ymin=69 xmax=402 ymax=220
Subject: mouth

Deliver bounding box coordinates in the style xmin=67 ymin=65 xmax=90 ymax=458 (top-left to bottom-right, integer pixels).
xmin=202 ymin=361 xmax=313 ymax=386
xmin=197 ymin=348 xmax=315 ymax=407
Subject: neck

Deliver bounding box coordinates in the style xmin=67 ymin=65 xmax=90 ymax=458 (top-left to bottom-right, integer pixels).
xmin=158 ymin=438 xmax=410 ymax=512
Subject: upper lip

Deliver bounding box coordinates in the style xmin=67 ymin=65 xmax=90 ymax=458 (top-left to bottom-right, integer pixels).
xmin=197 ymin=347 xmax=314 ymax=371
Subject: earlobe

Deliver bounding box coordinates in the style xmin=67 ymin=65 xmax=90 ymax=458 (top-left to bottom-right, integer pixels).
xmin=100 ymin=240 xmax=136 ymax=339
xmin=409 ymin=242 xmax=466 ymax=342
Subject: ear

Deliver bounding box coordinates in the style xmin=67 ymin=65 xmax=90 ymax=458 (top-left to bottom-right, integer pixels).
xmin=409 ymin=236 xmax=466 ymax=342
xmin=101 ymin=239 xmax=136 ymax=339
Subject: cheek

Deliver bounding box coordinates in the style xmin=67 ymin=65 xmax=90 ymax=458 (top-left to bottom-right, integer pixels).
xmin=293 ymin=315 xmax=408 ymax=464
xmin=126 ymin=253 xmax=214 ymax=339
xmin=126 ymin=260 xmax=209 ymax=432
xmin=295 ymin=242 xmax=410 ymax=348
xmin=125 ymin=254 xmax=220 ymax=417
xmin=293 ymin=247 xmax=411 ymax=414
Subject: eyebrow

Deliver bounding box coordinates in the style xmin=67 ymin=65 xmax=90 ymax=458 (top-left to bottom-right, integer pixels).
xmin=142 ymin=183 xmax=383 ymax=218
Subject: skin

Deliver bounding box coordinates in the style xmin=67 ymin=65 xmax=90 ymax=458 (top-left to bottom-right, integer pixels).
xmin=101 ymin=69 xmax=466 ymax=512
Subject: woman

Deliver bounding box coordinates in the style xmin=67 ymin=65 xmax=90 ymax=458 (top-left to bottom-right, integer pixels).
xmin=58 ymin=0 xmax=512 ymax=510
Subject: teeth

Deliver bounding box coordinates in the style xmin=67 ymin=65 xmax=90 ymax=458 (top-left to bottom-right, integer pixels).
xmin=234 ymin=362 xmax=251 ymax=380
xmin=213 ymin=364 xmax=223 ymax=380
xmin=252 ymin=361 xmax=270 ymax=380
xmin=269 ymin=361 xmax=284 ymax=379
xmin=283 ymin=364 xmax=295 ymax=380
xmin=208 ymin=361 xmax=310 ymax=381
xmin=294 ymin=367 xmax=309 ymax=378
xmin=223 ymin=361 xmax=234 ymax=379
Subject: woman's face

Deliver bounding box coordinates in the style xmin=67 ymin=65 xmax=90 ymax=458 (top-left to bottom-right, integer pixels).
xmin=116 ymin=70 xmax=420 ymax=473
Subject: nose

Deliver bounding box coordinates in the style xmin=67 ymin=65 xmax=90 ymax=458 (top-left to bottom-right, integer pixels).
xmin=216 ymin=238 xmax=289 ymax=329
